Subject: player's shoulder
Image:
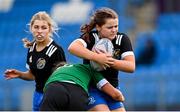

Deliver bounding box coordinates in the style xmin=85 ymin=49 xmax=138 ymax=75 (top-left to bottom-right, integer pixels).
xmin=89 ymin=31 xmax=98 ymax=38
xmin=117 ymin=32 xmax=128 ymax=38
xmin=80 ymin=31 xmax=97 ymax=45
xmin=80 ymin=31 xmax=97 ymax=37
xmin=115 ymin=32 xmax=130 ymax=41
xmin=90 ymin=31 xmax=99 ymax=42
xmin=46 ymin=40 xmax=64 ymax=56
xmin=112 ymin=32 xmax=130 ymax=46
xmin=49 ymin=40 xmax=64 ymax=50
xmin=90 ymin=30 xmax=98 ymax=35
xmin=50 ymin=40 xmax=59 ymax=47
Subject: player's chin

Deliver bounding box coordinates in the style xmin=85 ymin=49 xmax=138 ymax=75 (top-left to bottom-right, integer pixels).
xmin=109 ymin=35 xmax=116 ymax=40
xmin=36 ymin=38 xmax=45 ymax=43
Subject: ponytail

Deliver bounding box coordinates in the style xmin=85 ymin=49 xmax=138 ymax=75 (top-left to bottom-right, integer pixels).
xmin=80 ymin=17 xmax=96 ymax=42
xmin=22 ymin=38 xmax=35 ymax=48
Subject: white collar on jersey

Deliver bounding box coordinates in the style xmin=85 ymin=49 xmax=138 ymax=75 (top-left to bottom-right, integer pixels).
xmin=46 ymin=38 xmax=53 ymax=46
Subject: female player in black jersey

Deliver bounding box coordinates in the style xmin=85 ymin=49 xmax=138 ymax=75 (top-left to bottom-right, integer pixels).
xmin=68 ymin=7 xmax=135 ymax=111
xmin=4 ymin=11 xmax=66 ymax=111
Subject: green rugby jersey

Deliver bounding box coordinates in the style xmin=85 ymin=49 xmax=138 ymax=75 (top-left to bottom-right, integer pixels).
xmin=44 ymin=64 xmax=104 ymax=93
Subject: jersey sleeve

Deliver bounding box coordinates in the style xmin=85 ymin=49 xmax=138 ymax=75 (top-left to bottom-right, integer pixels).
xmin=80 ymin=32 xmax=96 ymax=49
xmin=47 ymin=47 xmax=65 ymax=73
xmin=120 ymin=34 xmax=134 ymax=59
xmin=56 ymin=46 xmax=66 ymax=62
xmin=52 ymin=45 xmax=66 ymax=66
xmin=91 ymin=71 xmax=108 ymax=90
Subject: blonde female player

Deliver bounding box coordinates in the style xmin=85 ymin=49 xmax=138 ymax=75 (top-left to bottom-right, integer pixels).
xmin=4 ymin=11 xmax=66 ymax=111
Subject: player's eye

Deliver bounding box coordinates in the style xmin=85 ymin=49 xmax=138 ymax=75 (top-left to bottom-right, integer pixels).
xmin=107 ymin=26 xmax=113 ymax=29
xmin=41 ymin=26 xmax=48 ymax=30
xmin=114 ymin=25 xmax=118 ymax=28
xmin=33 ymin=25 xmax=39 ymax=29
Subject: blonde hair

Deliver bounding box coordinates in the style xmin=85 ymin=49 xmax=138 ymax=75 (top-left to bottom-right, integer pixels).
xmin=23 ymin=11 xmax=58 ymax=48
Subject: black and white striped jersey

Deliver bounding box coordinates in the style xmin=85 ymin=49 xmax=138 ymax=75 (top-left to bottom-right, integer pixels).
xmin=79 ymin=31 xmax=134 ymax=87
xmin=26 ymin=39 xmax=66 ymax=92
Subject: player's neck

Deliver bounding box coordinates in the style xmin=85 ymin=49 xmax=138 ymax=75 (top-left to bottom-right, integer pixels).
xmin=36 ymin=38 xmax=51 ymax=51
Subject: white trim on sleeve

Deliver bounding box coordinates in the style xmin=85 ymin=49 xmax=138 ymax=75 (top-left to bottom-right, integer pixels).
xmin=121 ymin=51 xmax=134 ymax=59
xmin=76 ymin=39 xmax=87 ymax=48
xmin=96 ymin=78 xmax=108 ymax=90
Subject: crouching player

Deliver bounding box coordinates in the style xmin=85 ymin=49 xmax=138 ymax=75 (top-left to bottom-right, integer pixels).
xmin=40 ymin=62 xmax=124 ymax=111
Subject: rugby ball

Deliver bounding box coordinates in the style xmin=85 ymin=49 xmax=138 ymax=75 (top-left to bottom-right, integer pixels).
xmin=90 ymin=38 xmax=114 ymax=71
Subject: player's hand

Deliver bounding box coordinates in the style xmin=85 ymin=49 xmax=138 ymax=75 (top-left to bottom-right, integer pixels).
xmin=113 ymin=88 xmax=125 ymax=102
xmin=22 ymin=38 xmax=32 ymax=48
xmin=4 ymin=69 xmax=20 ymax=80
xmin=93 ymin=49 xmax=114 ymax=68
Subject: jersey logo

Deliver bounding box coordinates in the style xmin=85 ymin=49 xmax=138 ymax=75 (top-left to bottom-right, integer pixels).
xmin=116 ymin=34 xmax=123 ymax=46
xmin=46 ymin=45 xmax=57 ymax=57
xmin=88 ymin=96 xmax=96 ymax=105
xmin=36 ymin=58 xmax=46 ymax=69
xmin=113 ymin=49 xmax=121 ymax=59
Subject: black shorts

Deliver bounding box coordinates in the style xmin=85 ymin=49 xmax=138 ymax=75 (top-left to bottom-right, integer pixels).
xmin=40 ymin=82 xmax=88 ymax=111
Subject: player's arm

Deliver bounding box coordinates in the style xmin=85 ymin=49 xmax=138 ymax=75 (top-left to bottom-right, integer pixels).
xmin=100 ymin=82 xmax=125 ymax=101
xmin=68 ymin=39 xmax=112 ymax=67
xmin=4 ymin=69 xmax=35 ymax=81
xmin=92 ymin=71 xmax=124 ymax=102
xmin=110 ymin=35 xmax=135 ymax=73
xmin=110 ymin=55 xmax=135 ymax=73
xmin=68 ymin=39 xmax=96 ymax=60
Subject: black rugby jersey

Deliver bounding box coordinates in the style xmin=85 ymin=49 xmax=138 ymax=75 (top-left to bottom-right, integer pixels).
xmin=26 ymin=39 xmax=66 ymax=92
xmin=80 ymin=31 xmax=134 ymax=87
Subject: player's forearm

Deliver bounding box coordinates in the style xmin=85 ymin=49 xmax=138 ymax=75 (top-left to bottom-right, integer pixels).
xmin=101 ymin=83 xmax=125 ymax=102
xmin=112 ymin=56 xmax=135 ymax=73
xmin=68 ymin=41 xmax=97 ymax=61
xmin=112 ymin=60 xmax=135 ymax=72
xmin=19 ymin=70 xmax=35 ymax=81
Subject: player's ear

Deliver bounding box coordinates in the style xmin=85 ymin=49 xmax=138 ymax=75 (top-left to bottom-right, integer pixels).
xmin=96 ymin=24 xmax=101 ymax=32
xmin=49 ymin=25 xmax=52 ymax=33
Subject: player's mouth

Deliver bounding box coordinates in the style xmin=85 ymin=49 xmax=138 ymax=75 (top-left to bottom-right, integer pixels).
xmin=111 ymin=33 xmax=116 ymax=36
xmin=36 ymin=35 xmax=44 ymax=40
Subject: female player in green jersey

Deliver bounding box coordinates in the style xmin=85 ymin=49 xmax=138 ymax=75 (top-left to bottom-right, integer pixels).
xmin=40 ymin=62 xmax=124 ymax=111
